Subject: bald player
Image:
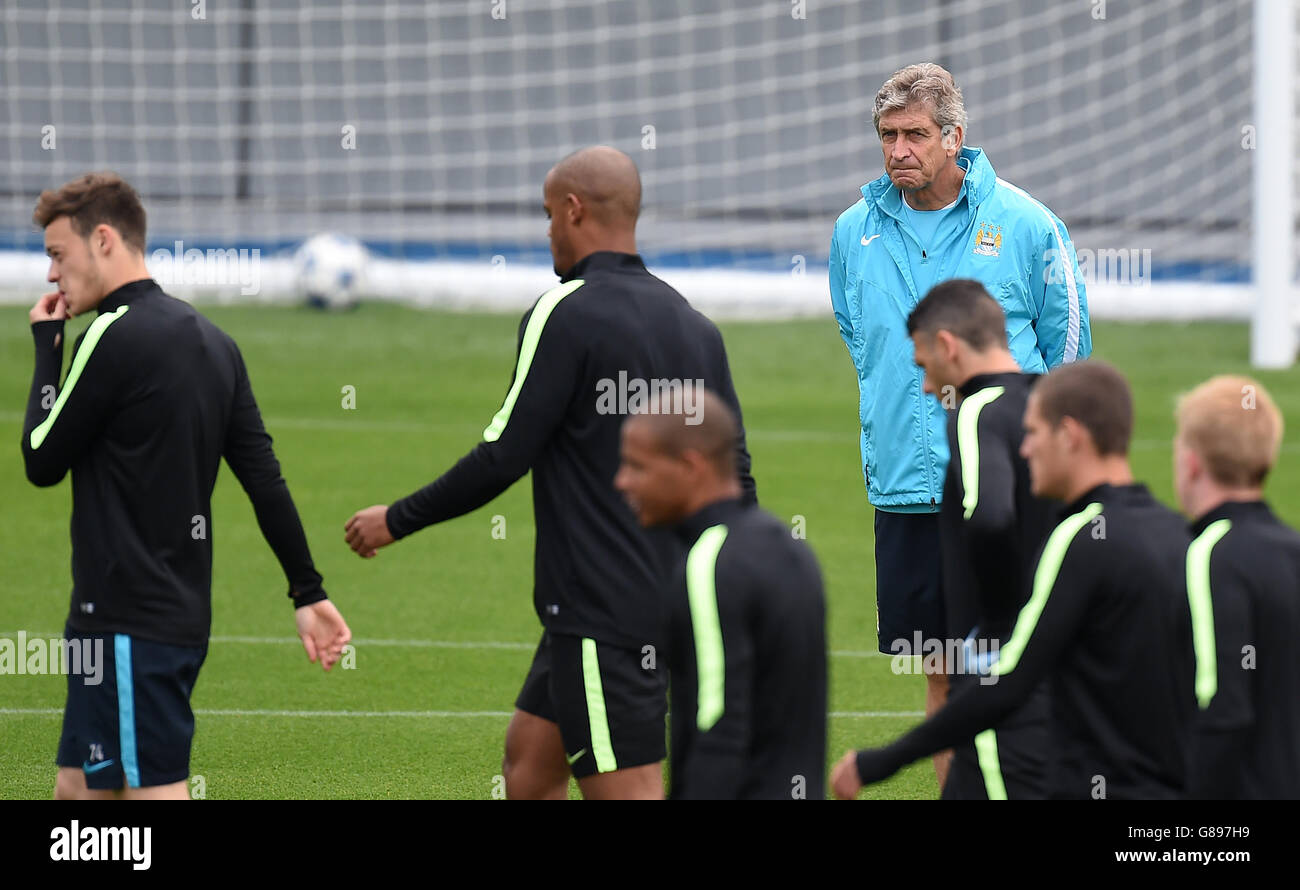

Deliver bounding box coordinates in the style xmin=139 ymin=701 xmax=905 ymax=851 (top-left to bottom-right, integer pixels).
xmin=345 ymin=146 xmax=757 ymax=800
xmin=1174 ymin=376 xmax=1300 ymax=799
xmin=615 ymin=389 xmax=827 ymax=799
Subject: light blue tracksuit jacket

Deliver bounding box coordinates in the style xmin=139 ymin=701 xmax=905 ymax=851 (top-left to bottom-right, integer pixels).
xmin=829 ymin=146 xmax=1092 ymax=509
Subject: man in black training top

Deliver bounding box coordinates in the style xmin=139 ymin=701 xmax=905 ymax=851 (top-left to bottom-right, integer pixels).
xmin=1174 ymin=375 xmax=1300 ymax=799
xmin=614 ymin=388 xmax=826 ymax=799
xmin=832 ymin=360 xmax=1195 ymax=800
xmin=23 ymin=172 xmax=351 ymax=801
xmin=906 ymin=279 xmax=1054 ymax=799
xmin=344 ymin=146 xmax=757 ymax=800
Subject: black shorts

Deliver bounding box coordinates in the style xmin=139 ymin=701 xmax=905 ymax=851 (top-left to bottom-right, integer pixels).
xmin=55 ymin=624 xmax=207 ymax=791
xmin=515 ymin=631 xmax=666 ymax=779
xmin=941 ymin=674 xmax=1050 ymax=800
xmin=873 ymin=510 xmax=945 ymax=655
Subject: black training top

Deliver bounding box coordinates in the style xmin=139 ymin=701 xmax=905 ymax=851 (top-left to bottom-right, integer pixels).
xmin=1186 ymin=499 xmax=1300 ymax=800
xmin=384 ymin=252 xmax=757 ymax=649
xmin=22 ymin=278 xmax=328 ymax=648
xmin=666 ymin=497 xmax=826 ymax=800
xmin=939 ymin=371 xmax=1055 ymax=643
xmin=857 ymin=483 xmax=1196 ymax=799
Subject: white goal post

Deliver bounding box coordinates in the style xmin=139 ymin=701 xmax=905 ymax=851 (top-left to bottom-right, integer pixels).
xmin=1252 ymin=0 xmax=1298 ymax=368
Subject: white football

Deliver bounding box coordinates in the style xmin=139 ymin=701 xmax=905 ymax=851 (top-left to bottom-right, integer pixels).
xmin=294 ymin=233 xmax=369 ymax=310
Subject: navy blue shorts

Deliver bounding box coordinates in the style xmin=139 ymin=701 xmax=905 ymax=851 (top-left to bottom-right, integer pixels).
xmin=55 ymin=624 xmax=207 ymax=790
xmin=515 ymin=631 xmax=666 ymax=779
xmin=873 ymin=510 xmax=945 ymax=655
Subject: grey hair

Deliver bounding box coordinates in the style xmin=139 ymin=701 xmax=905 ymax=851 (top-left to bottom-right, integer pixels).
xmin=872 ymin=63 xmax=968 ymax=142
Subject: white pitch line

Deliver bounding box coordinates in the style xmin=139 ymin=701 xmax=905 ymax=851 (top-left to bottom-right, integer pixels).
xmin=0 ymin=634 xmax=891 ymax=656
xmin=200 ymin=709 xmax=515 ymax=718
xmin=0 ymin=633 xmax=537 ymax=651
xmin=0 ymin=707 xmax=509 ymax=718
xmin=0 ymin=709 xmax=64 ymax=716
xmin=2 ymin=406 xmax=1297 ymax=452
xmin=0 ymin=707 xmax=920 ymax=719
xmin=0 ymin=410 xmax=846 ymax=442
xmin=2 ymin=410 xmax=1298 ymax=451
xmin=210 ymin=636 xmax=536 ymax=650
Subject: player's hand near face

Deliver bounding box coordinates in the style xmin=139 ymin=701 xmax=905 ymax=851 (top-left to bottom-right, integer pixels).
xmin=344 ymin=504 xmax=394 ymax=557
xmin=831 ymin=749 xmax=863 ymax=800
xmin=30 ymin=291 xmax=69 ymax=325
xmin=295 ymin=599 xmax=351 ymax=671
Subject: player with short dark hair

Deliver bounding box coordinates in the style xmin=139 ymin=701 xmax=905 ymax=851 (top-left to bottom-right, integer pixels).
xmin=24 ymin=171 xmax=351 ymax=801
xmin=905 ymin=277 xmax=1011 ymax=353
xmin=832 ymin=360 xmax=1195 ymax=800
xmin=906 ymin=280 xmax=1054 ymax=799
xmin=1174 ymin=375 xmax=1300 ymax=799
xmin=344 ymin=146 xmax=757 ymax=800
xmin=614 ymin=389 xmax=826 ymax=799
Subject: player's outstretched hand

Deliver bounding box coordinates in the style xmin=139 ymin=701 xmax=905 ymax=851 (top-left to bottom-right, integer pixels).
xmin=344 ymin=504 xmax=394 ymax=558
xmin=831 ymin=749 xmax=863 ymax=800
xmin=30 ymin=291 xmax=69 ymax=324
xmin=295 ymin=599 xmax=352 ymax=671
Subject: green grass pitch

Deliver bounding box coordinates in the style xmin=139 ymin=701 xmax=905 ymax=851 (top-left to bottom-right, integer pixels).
xmin=2 ymin=302 xmax=1297 ymax=799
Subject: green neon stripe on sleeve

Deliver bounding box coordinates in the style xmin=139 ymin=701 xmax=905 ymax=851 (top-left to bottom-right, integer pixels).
xmin=957 ymin=386 xmax=1005 ymax=520
xmin=974 ymin=729 xmax=1008 ymax=800
xmin=992 ymin=501 xmax=1103 ymax=676
xmin=29 ymin=304 xmax=129 ymax=451
xmin=482 ymin=279 xmax=585 ymax=442
xmin=580 ymin=637 xmax=618 ymax=773
xmin=1186 ymin=518 xmax=1231 ymax=709
xmin=686 ymin=524 xmax=730 ymax=732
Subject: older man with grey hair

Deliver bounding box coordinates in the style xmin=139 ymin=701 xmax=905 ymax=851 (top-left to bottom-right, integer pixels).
xmin=829 ymin=62 xmax=1092 ymax=791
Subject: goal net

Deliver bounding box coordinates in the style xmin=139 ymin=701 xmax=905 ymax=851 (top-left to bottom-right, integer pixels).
xmin=0 ymin=0 xmax=1295 ymax=330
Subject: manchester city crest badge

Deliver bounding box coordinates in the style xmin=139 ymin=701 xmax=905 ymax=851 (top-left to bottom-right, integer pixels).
xmin=973 ymin=222 xmax=1003 ymax=257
